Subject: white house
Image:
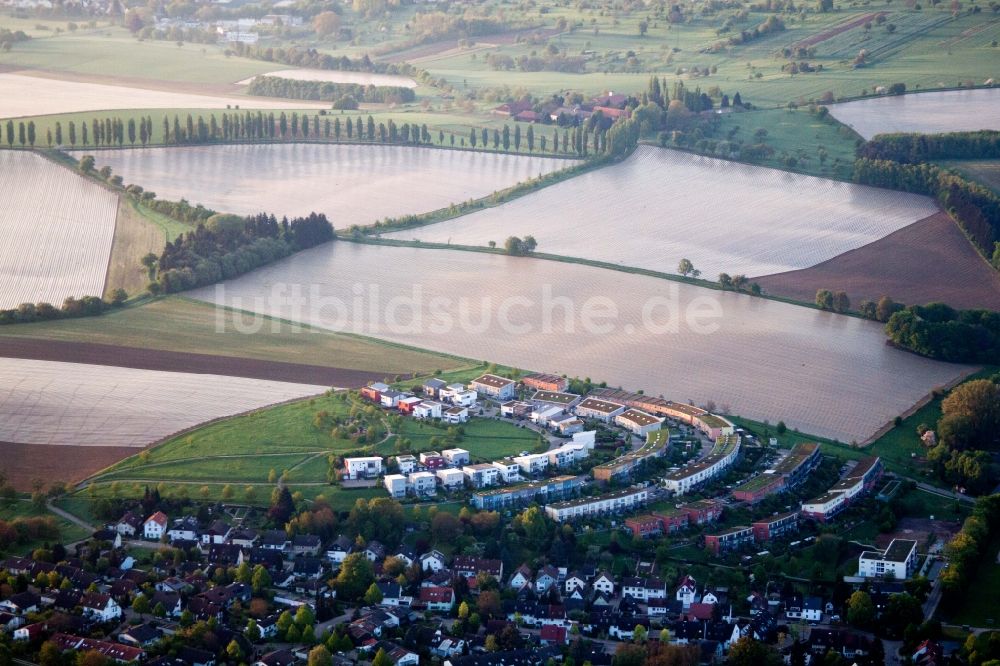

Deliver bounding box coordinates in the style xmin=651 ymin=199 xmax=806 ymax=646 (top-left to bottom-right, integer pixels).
xmin=574 ymin=398 xmax=625 ymax=422
xmin=546 ymin=442 xmax=588 ymax=468
xmin=508 ymin=565 xmax=532 ymax=590
xmin=326 ymin=535 xmax=353 ymax=564
xmin=379 ymin=389 xmax=404 ymax=408
xmin=384 ymin=474 xmax=408 ymax=499
xmin=491 ymin=460 xmax=522 ymax=483
xmin=572 ymin=431 xmax=597 ymax=449
xmin=394 ymin=455 xmax=418 ymax=475
xmin=420 ymin=550 xmax=448 ymax=573
xmin=413 ymin=402 xmax=442 ymax=420
xmin=614 ymin=408 xmax=664 ymax=436
xmin=81 ymin=593 xmax=121 ymax=622
xmin=167 ymin=517 xmax=199 ymax=542
xmin=462 ymin=464 xmax=500 ymax=488
xmin=564 ymin=573 xmax=587 ymax=595
xmin=443 ymin=406 xmax=469 ymax=424
xmin=439 ymin=384 xmax=477 ymax=407
xmin=343 ymin=456 xmax=383 ymax=480
xmin=442 ymin=448 xmax=470 ymax=467
xmin=593 ymin=572 xmax=615 ymax=597
xmin=534 ymin=566 xmax=558 ymax=594
xmin=143 ymin=512 xmax=168 ymax=540
xmin=513 ymin=453 xmax=549 ymax=475
xmin=408 ymin=471 xmax=437 ymax=496
xmin=469 ymin=374 xmax=516 ymax=400
xmin=858 ymin=539 xmax=918 ymax=579
xmin=675 ymin=576 xmax=698 ymax=609
xmin=435 ymin=468 xmax=464 ymax=490
xmin=420 ymin=586 xmax=455 ymax=612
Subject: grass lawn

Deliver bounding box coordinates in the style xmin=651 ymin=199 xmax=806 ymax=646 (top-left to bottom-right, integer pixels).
xmin=380 ymin=417 xmax=545 ymax=460
xmin=101 ymin=453 xmax=317 ymax=484
xmin=0 ymin=500 xmax=91 ymax=550
xmin=951 ymin=537 xmax=1000 ymax=627
xmin=943 ymin=160 xmax=1000 ymax=195
xmin=0 ymin=296 xmax=469 ymax=375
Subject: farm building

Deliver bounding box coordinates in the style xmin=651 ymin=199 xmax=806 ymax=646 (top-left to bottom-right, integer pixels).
xmin=343 ymin=457 xmax=383 ymax=480
xmin=614 ymin=408 xmax=664 ymax=436
xmin=751 ymin=511 xmax=800 ymax=541
xmin=469 ymin=374 xmax=516 ymax=400
xmin=574 ymin=397 xmax=625 ymax=422
xmin=544 ymin=486 xmax=650 ymax=522
xmin=858 ymin=539 xmax=918 ymax=580
xmin=471 ymin=475 xmax=585 ymax=510
xmin=522 ymin=373 xmax=569 ymax=392
xmin=705 ymin=525 xmax=755 ymax=555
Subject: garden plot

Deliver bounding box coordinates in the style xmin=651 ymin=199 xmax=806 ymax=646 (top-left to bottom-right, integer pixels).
xmin=87 ymin=143 xmax=571 ymax=223
xmin=0 ymin=357 xmax=327 ymax=447
xmin=384 ymin=145 xmax=937 ymax=277
xmin=0 ymin=151 xmax=118 ymax=308
xmin=0 ymin=73 xmax=326 ymax=119
xmin=190 ymin=242 xmax=973 ymax=445
xmin=829 ymin=88 xmax=1000 ymax=139
xmin=236 ymin=69 xmax=417 ymax=88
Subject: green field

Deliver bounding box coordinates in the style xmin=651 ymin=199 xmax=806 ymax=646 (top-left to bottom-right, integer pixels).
xmin=944 ymin=160 xmax=1000 ymax=195
xmin=0 ymin=500 xmax=91 ymax=551
xmin=0 ymin=297 xmax=469 ymax=375
xmin=378 ymin=417 xmax=545 ymax=460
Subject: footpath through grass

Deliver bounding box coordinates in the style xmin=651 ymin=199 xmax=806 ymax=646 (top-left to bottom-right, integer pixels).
xmin=0 ymin=500 xmax=91 ymax=550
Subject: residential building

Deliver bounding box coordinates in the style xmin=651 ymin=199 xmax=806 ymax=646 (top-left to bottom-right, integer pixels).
xmin=491 ymin=460 xmax=522 ymax=483
xmin=80 ymin=593 xmax=122 ymax=622
xmin=419 ymin=451 xmax=445 ymax=469
xmin=544 ymin=486 xmax=649 ymax=522
xmin=420 ymin=550 xmax=448 ymax=573
xmin=408 ymin=471 xmax=437 ymax=496
xmin=343 ymin=456 xmax=383 ymax=480
xmin=592 ymin=429 xmax=670 ymax=482
xmin=379 ymin=389 xmax=403 ymax=409
xmin=530 ymin=391 xmax=581 ymax=409
xmin=704 ymin=526 xmax=755 ymax=555
xmin=453 ymin=556 xmax=503 ymax=580
xmin=422 ymin=378 xmax=446 ymax=399
xmin=442 ymin=448 xmax=470 ymax=467
xmin=413 ymin=401 xmax=442 ymax=420
xmin=614 ymin=408 xmax=664 ymax=436
xmin=546 ymin=442 xmax=588 ymax=468
xmin=361 ymin=382 xmax=389 ymax=402
xmin=384 ymin=474 xmax=408 ymax=499
xmin=394 ymin=455 xmax=418 ymax=475
xmin=434 ymin=468 xmax=464 ymax=490
xmin=443 ymin=406 xmax=469 ymax=424
xmin=663 ymin=435 xmax=741 ymax=495
xmin=622 ymin=577 xmax=666 ymax=602
xmin=858 ymin=539 xmax=918 ymax=579
xmin=732 ymin=474 xmax=786 ymax=504
xmin=439 ymin=384 xmax=477 ymax=407
xmin=462 ymin=463 xmax=500 ymax=488
xmin=469 ymin=374 xmax=516 ymax=400
xmin=144 ymin=512 xmax=168 ymax=540
xmin=500 ymin=401 xmax=533 ymax=419
xmin=522 ymin=373 xmax=569 ymax=392
xmin=513 ymin=452 xmax=549 ymax=475
xmin=420 ymin=587 xmax=455 ymax=612
xmin=801 ymin=456 xmax=883 ymax=521
xmin=751 ymin=511 xmax=799 ymax=542
xmin=471 ymin=475 xmax=585 ymax=510
xmin=574 ymin=397 xmax=625 ymax=422
xmin=397 ymin=396 xmax=422 ymax=415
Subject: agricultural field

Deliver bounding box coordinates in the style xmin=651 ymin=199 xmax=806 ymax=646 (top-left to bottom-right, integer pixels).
xmin=104 ymin=198 xmax=168 ymax=299
xmin=84 ymin=143 xmax=574 ymax=223
xmin=0 ymin=356 xmax=327 ymax=447
xmin=0 ymin=297 xmax=468 ymax=376
xmin=944 ymin=159 xmax=1000 ymax=194
xmin=385 ymin=145 xmax=937 ymax=278
xmin=236 ymin=69 xmax=417 ymax=88
xmin=0 ymin=150 xmax=117 ymax=308
xmin=828 ymin=88 xmax=1000 ymax=139
xmin=756 ymin=212 xmax=1000 ymax=311
xmin=0 ymin=72 xmax=326 ymax=119
xmin=189 ymin=241 xmax=973 ymax=444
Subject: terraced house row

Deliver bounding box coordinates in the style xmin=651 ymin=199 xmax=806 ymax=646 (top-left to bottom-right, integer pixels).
xmin=663 ymin=434 xmax=742 ymax=495
xmin=800 ymin=456 xmax=884 ymax=522
xmin=731 ymin=442 xmax=822 ymax=504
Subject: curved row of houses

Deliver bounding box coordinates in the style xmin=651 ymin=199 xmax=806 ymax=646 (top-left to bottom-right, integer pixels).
xmin=591 ymin=429 xmax=671 ymax=482
xmin=663 ymin=434 xmax=742 ymax=495
xmin=587 ymin=388 xmax=737 ymax=440
xmin=800 ymin=456 xmax=883 ymax=522
xmin=730 ymin=442 xmax=822 ymax=504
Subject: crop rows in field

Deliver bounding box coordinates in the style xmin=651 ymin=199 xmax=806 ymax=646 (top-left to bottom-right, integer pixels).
xmin=190 ymin=242 xmax=972 ymax=444
xmin=829 ymin=88 xmax=1000 ymax=139
xmin=0 ymin=151 xmax=118 ymax=309
xmin=385 ymin=145 xmax=937 ymax=278
xmin=0 ymin=357 xmax=327 ymax=447
xmin=85 ymin=143 xmax=573 ymax=224
xmin=0 ymin=73 xmax=327 ymax=120
xmin=236 ymin=69 xmax=417 ymax=88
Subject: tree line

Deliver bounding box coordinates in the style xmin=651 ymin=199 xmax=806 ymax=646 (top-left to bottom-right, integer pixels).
xmin=885 ymin=302 xmax=1000 ymax=363
xmin=0 ymin=293 xmax=125 ymax=326
xmin=229 ymin=43 xmax=418 ymax=78
xmin=925 ymin=378 xmax=1000 ymax=495
xmin=246 ymin=76 xmax=416 ymax=105
xmin=940 ymin=493 xmax=1000 ymax=594
xmin=853 ymin=157 xmax=1000 ymax=256
xmin=150 ymin=211 xmax=334 ymax=294
xmin=859 ymin=130 xmax=1000 ymax=163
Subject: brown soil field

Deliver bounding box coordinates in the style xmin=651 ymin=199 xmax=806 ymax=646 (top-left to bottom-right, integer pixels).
xmin=755 ymin=213 xmax=1000 ymax=311
xmin=103 ymin=199 xmax=165 ymax=300
xmin=1 ymin=441 xmax=135 ymax=491
xmin=0 ymin=337 xmax=385 ymax=387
